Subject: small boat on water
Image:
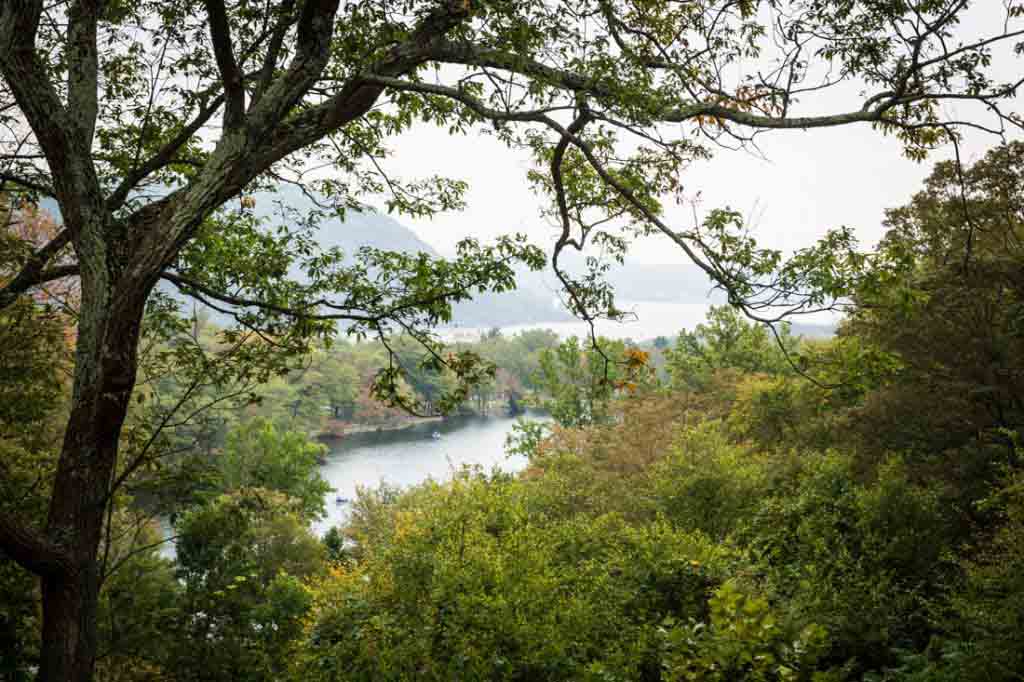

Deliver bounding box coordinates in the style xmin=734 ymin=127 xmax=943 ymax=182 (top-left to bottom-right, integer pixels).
xmin=431 ymin=431 xmax=442 ymax=440
xmin=335 ymin=496 xmax=351 ymax=505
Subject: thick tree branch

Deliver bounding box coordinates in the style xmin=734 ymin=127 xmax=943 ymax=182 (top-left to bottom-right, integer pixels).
xmin=0 ymin=0 xmax=103 ymax=232
xmin=203 ymin=0 xmax=245 ymax=129
xmin=377 ymin=44 xmax=890 ymax=132
xmin=0 ymin=1 xmax=42 ymax=64
xmin=0 ymin=229 xmax=74 ymax=309
xmin=243 ymin=0 xmax=341 ymax=133
xmin=127 ymin=0 xmax=346 ymax=275
xmin=157 ymin=0 xmax=477 ymax=261
xmin=253 ymin=14 xmax=476 ymax=168
xmin=250 ymin=0 xmax=296 ymax=108
xmin=363 ymin=73 xmax=887 ymax=133
xmin=422 ymin=33 xmax=1021 ymax=132
xmin=427 ymin=40 xmax=599 ymax=93
xmin=660 ymin=103 xmax=882 ymax=129
xmin=0 ymin=511 xmax=73 ymax=578
xmin=67 ymin=0 xmax=102 ymax=145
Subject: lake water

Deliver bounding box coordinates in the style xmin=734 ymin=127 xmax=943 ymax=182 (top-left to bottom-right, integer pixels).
xmin=162 ymin=300 xmax=836 ymax=550
xmin=158 ymin=414 xmax=540 ymax=556
xmin=313 ymin=414 xmax=541 ymax=535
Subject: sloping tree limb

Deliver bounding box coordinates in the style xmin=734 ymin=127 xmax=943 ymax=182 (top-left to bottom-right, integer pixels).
xmin=0 ymin=0 xmax=102 ymax=232
xmin=0 ymin=512 xmax=73 ymax=578
xmin=0 ymin=229 xmax=72 ymax=308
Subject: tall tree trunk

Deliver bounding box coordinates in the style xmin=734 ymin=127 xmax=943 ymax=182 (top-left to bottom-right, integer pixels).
xmin=37 ymin=273 xmax=147 ymax=682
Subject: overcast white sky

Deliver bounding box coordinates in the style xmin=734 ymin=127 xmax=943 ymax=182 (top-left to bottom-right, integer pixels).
xmin=396 ymin=106 xmax=1015 ymax=267
xmin=388 ymin=3 xmax=1020 ymax=267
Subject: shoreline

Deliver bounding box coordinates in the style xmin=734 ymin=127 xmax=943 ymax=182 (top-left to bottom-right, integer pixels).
xmin=316 ymin=415 xmax=444 ymax=441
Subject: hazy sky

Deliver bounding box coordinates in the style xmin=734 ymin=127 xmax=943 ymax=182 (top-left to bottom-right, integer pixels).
xmin=390 ymin=4 xmax=1020 ymax=267
xmin=396 ymin=110 xmax=1013 ymax=267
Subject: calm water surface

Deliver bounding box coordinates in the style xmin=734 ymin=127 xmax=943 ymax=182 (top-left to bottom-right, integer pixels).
xmin=313 ymin=414 xmax=543 ymax=534
xmin=161 ymin=301 xmax=834 ymax=553
xmin=159 ymin=414 xmax=541 ymax=556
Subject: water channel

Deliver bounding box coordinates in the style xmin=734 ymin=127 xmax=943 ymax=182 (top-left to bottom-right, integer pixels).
xmin=163 ymin=301 xmax=833 ymax=550
xmin=312 ymin=413 xmax=543 ymax=535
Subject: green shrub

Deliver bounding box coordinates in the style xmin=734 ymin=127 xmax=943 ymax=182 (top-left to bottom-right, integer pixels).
xmin=934 ymin=473 xmax=1024 ymax=681
xmin=298 ymin=471 xmax=739 ymax=681
xmin=646 ymin=423 xmax=769 ymax=540
xmin=741 ymin=453 xmax=952 ymax=673
xmin=660 ymin=580 xmax=833 ymax=682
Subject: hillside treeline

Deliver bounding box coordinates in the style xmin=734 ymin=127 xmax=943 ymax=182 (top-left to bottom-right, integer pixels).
xmin=3 ymin=145 xmax=1023 ymax=681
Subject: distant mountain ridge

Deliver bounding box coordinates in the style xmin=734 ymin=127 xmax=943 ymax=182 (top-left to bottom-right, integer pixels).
xmin=244 ymin=186 xmax=574 ymax=327
xmin=40 ymin=189 xmax=570 ymax=326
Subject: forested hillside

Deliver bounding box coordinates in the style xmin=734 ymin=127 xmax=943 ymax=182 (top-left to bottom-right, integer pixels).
xmin=5 ymin=144 xmax=1024 ymax=681
xmin=287 ymin=146 xmax=1024 ymax=681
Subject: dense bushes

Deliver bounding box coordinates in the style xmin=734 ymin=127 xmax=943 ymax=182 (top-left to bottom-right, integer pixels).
xmin=13 ymin=146 xmax=1021 ymax=681
xmin=297 ymin=470 xmax=741 ymax=681
xmin=297 ymin=405 xmax=998 ymax=680
xmin=295 ymin=187 xmax=1024 ymax=679
xmin=741 ymin=454 xmax=951 ymax=672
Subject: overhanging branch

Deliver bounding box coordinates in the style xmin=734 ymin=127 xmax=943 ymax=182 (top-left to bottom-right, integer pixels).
xmin=0 ymin=229 xmax=75 ymax=310
xmin=0 ymin=171 xmax=54 ymax=196
xmin=0 ymin=510 xmax=73 ymax=578
xmin=0 ymin=0 xmax=104 ymax=230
